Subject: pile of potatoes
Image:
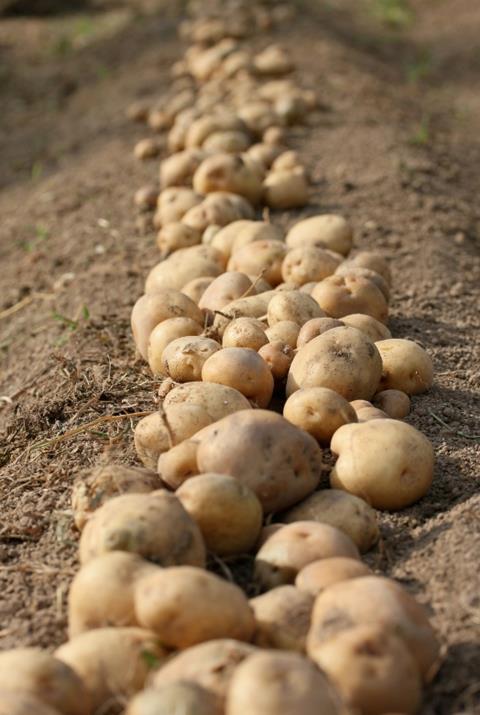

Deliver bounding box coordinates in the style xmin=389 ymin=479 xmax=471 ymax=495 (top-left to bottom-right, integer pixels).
xmin=2 ymin=3 xmax=440 ymax=715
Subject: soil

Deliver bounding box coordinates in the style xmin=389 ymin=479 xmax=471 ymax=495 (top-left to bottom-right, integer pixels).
xmin=0 ymin=1 xmax=479 ymax=713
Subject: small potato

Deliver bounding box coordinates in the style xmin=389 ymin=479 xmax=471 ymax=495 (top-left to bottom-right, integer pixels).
xmin=158 ymin=439 xmax=200 ymax=489
xmin=296 ymin=317 xmax=344 ymax=347
xmin=335 ymin=264 xmax=390 ymax=301
xmin=373 ymin=389 xmax=411 ymax=419
xmin=349 ymin=250 xmax=392 ymax=286
xmin=296 ymin=557 xmax=371 ymax=597
xmin=126 ymin=683 xmax=221 ymax=715
xmin=267 ymin=290 xmax=324 ymax=327
xmin=287 ymin=326 xmax=383 ymax=401
xmin=228 ymin=239 xmax=287 ymax=286
xmin=145 ymin=245 xmax=226 ymax=294
xmin=253 ymin=44 xmax=294 ymax=76
xmin=283 ymin=387 xmax=357 ymax=446
xmin=193 ymin=153 xmax=263 ymax=204
xmin=286 ymin=214 xmax=353 ymax=256
xmin=160 ymin=148 xmax=206 ymax=188
xmin=307 ymin=575 xmax=440 ymax=678
xmin=312 ymin=275 xmax=388 ymax=323
xmin=134 ymin=566 xmax=255 ymax=648
xmin=255 ymin=521 xmax=360 ymax=590
xmin=263 ymin=170 xmax=309 ymax=209
xmin=222 ymin=317 xmax=268 ymax=350
xmin=281 ymin=246 xmax=342 ymax=286
xmin=341 ymin=313 xmax=392 ymax=342
xmin=258 ymin=340 xmax=294 ymax=380
xmin=0 ymin=649 xmax=89 ymax=715
xmin=156 ymin=222 xmax=201 ymax=255
xmin=247 ymin=142 xmax=285 ymax=169
xmin=148 ymin=317 xmax=203 ymax=375
xmin=376 ymin=339 xmax=434 ymax=394
xmin=134 ymin=184 xmax=159 ymax=211
xmin=283 ymin=489 xmax=379 ymax=553
xmin=199 ymin=272 xmax=253 ymax=314
xmin=203 ymin=130 xmax=251 ymax=153
xmin=79 ymin=491 xmax=206 ymax=567
xmin=271 ymin=150 xmax=302 ymax=172
xmin=351 ymin=400 xmax=388 ymax=422
xmin=310 ymin=625 xmax=422 ymax=715
xmin=213 ymin=291 xmax=276 ymax=336
xmin=161 ymin=335 xmax=221 ymax=381
xmin=202 ymin=348 xmax=274 ymax=408
xmin=0 ymin=692 xmax=62 ymax=715
xmin=177 ymin=473 xmax=263 ymax=555
xmin=163 ymin=381 xmax=251 ymax=421
xmin=330 ymin=419 xmax=434 ymax=510
xmin=250 ymin=586 xmax=313 ymax=652
xmin=134 ymin=138 xmax=162 ymax=160
xmin=56 ymin=628 xmax=166 ymax=713
xmin=265 ymin=320 xmax=300 ymax=348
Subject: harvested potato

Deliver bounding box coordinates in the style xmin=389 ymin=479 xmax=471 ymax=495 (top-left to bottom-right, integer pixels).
xmin=183 ymin=275 xmax=217 ymax=303
xmin=296 ymin=557 xmax=371 ymax=597
xmin=228 ymin=239 xmax=287 ymax=286
xmin=351 ymin=399 xmax=388 ymax=422
xmin=161 ymin=335 xmax=221 ymax=381
xmin=376 ymin=339 xmax=434 ymax=394
xmin=267 ymin=290 xmax=324 ymax=326
xmin=247 ymin=142 xmax=285 ymax=169
xmin=134 ymin=138 xmax=162 ymax=160
xmin=199 ymin=272 xmax=253 ymax=314
xmin=0 ymin=649 xmax=89 ymax=715
xmin=196 ymin=410 xmax=322 ymax=513
xmin=335 ymin=264 xmax=390 ymax=301
xmin=253 ymin=44 xmax=294 ymax=76
xmin=256 ymin=523 xmax=286 ymax=548
xmin=183 ymin=192 xmax=254 ymax=232
xmin=156 ymin=187 xmax=203 ymax=227
xmin=193 ymin=153 xmax=263 ymax=204
xmin=255 ymin=521 xmax=360 ymax=589
xmin=210 ymin=220 xmax=260 ymax=259
xmin=222 ymin=317 xmax=268 ymax=350
xmin=156 ymin=222 xmax=201 ymax=255
xmin=312 ymin=275 xmax=388 ymax=323
xmin=134 ymin=184 xmax=159 ymax=211
xmin=177 ymin=473 xmax=263 ymax=555
xmin=79 ymin=491 xmax=206 ymax=567
xmin=286 ymin=326 xmax=383 ymax=401
xmin=250 ymin=586 xmax=313 ymax=652
xmin=203 ymin=130 xmax=251 ymax=153
xmin=145 ymin=246 xmax=225 ymax=293
xmin=286 ymin=214 xmax=353 ymax=256
xmin=230 ymin=221 xmax=284 ymax=254
xmin=299 ymin=281 xmax=318 ymax=295
xmin=265 ymin=320 xmax=300 ymax=348
xmin=0 ymin=691 xmax=62 ymax=715
xmin=311 ymin=624 xmax=422 ymax=715
xmin=373 ymin=389 xmax=411 ymax=419
xmin=281 ymin=246 xmax=342 ymax=286
xmin=296 ymin=317 xmax=344 ymax=348
xmin=135 ymin=566 xmax=255 ymax=648
xmin=163 ymin=381 xmax=251 ymax=421
xmin=307 ymin=575 xmax=440 ymax=677
xmin=158 ymin=439 xmax=200 ymax=489
xmin=238 ymin=101 xmax=279 ymax=136
xmin=330 ymin=419 xmax=434 ymax=510
xmin=349 ymin=250 xmax=392 ymax=286
xmin=160 ymin=149 xmax=206 ymax=188
xmin=226 ymin=651 xmax=339 ymax=715
xmin=283 ymin=489 xmax=379 ymax=553
xmin=263 ymin=170 xmax=309 ymax=209
xmin=258 ymin=340 xmax=294 ymax=380
xmin=72 ymin=464 xmax=160 ymax=530
xmin=56 ymin=628 xmax=166 ymax=712
xmin=126 ymin=683 xmax=221 ymax=715
xmin=283 ymin=387 xmax=357 ymax=445
xmin=213 ymin=291 xmax=276 ymax=336
xmin=263 ymin=125 xmax=287 ymax=145
xmin=185 ymin=114 xmax=247 ymax=148
xmin=271 ymin=150 xmax=302 ymax=172
xmin=148 ymin=317 xmax=203 ymax=375
xmin=341 ymin=313 xmax=392 ymax=342
xmin=202 ymin=348 xmax=274 ymax=407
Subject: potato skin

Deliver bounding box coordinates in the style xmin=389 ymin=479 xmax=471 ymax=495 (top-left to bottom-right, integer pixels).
xmin=147 ymin=317 xmax=203 ymax=375
xmin=296 ymin=317 xmax=344 ymax=347
xmin=126 ymin=683 xmax=221 ymax=715
xmin=267 ymin=290 xmax=324 ymax=327
xmin=163 ymin=381 xmax=251 ymax=421
xmin=341 ymin=313 xmax=392 ymax=342
xmin=228 ymin=239 xmax=287 ymax=286
xmin=373 ymin=389 xmax=411 ymax=419
xmin=158 ymin=439 xmax=200 ymax=489
xmin=250 ymin=586 xmax=314 ymax=652
xmin=376 ymin=339 xmax=434 ymax=395
xmin=199 ymin=272 xmax=253 ymax=313
xmin=283 ymin=387 xmax=357 ymax=446
xmin=161 ymin=335 xmax=221 ymax=381
xmin=295 ymin=557 xmax=371 ymax=597
xmin=330 ymin=419 xmax=434 ymax=510
xmin=286 ymin=214 xmax=353 ymax=256
xmin=0 ymin=691 xmax=63 ymax=715
xmin=202 ymin=347 xmax=274 ymax=408
xmin=196 ymin=410 xmax=322 ymax=513
xmin=282 ymin=246 xmax=342 ymax=286
xmin=312 ymin=275 xmax=388 ymax=323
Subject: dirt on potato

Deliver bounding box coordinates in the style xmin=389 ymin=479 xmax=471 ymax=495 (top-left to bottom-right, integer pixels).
xmin=0 ymin=1 xmax=479 ymax=713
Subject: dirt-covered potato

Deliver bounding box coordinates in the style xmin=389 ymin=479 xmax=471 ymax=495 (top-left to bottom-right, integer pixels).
xmin=335 ymin=264 xmax=390 ymax=301
xmin=281 ymin=246 xmax=342 ymax=286
xmin=283 ymin=387 xmax=357 ymax=446
xmin=349 ymin=250 xmax=392 ymax=286
xmin=161 ymin=335 xmax=221 ymax=381
xmin=307 ymin=575 xmax=440 ymax=678
xmin=209 ymin=220 xmax=257 ymax=259
xmin=56 ymin=628 xmax=166 ymax=713
xmin=263 ymin=170 xmax=309 ymax=209
xmin=228 ymin=239 xmax=287 ymax=286
xmin=79 ymin=491 xmax=206 ymax=567
xmin=72 ymin=464 xmax=160 ymax=530
xmin=134 ymin=566 xmax=255 ymax=648
xmin=195 ymin=411 xmax=322 ymax=513
xmin=145 ymin=245 xmax=225 ymax=293
xmin=0 ymin=649 xmax=89 ymax=715
xmin=373 ymin=389 xmax=411 ymax=419
xmin=199 ymin=272 xmax=253 ymax=314
xmin=156 ymin=187 xmax=202 ymax=227
xmin=312 ymin=275 xmax=388 ymax=322
xmin=296 ymin=557 xmax=371 ymax=597
xmin=286 ymin=214 xmax=353 ymax=256
xmin=0 ymin=692 xmax=62 ymax=715
xmin=202 ymin=348 xmax=274 ymax=407
xmin=265 ymin=320 xmax=300 ymax=348
xmin=263 ymin=125 xmax=287 ymax=145
xmin=134 ymin=138 xmax=162 ymax=160
xmin=147 ymin=317 xmax=203 ymax=375
xmin=287 ymin=326 xmax=382 ymax=400
xmin=311 ymin=624 xmax=422 ymax=715
xmin=230 ymin=220 xmax=284 ymax=254
xmin=212 ymin=291 xmax=276 ymax=336
xmin=258 ymin=340 xmax=294 ymax=380
xmin=158 ymin=439 xmax=200 ymax=489
xmin=156 ymin=222 xmax=201 ymax=255
xmin=330 ymin=419 xmax=434 ymax=510
xmin=222 ymin=317 xmax=268 ymax=350
xmin=203 ymin=130 xmax=251 ymax=153
xmin=131 ymin=290 xmax=203 ymax=360
xmin=376 ymin=339 xmax=434 ymax=394
xmin=296 ymin=317 xmax=344 ymax=348
xmin=177 ymin=473 xmax=263 ymax=555
xmin=163 ymin=381 xmax=251 ymax=421
xmin=193 ymin=153 xmax=263 ymax=204
xmin=250 ymin=586 xmax=313 ymax=652
xmin=226 ymin=651 xmax=339 ymax=715
xmin=341 ymin=313 xmax=392 ymax=342
xmin=126 ymin=683 xmax=221 ymax=715
xmin=255 ymin=521 xmax=360 ymax=590
xmin=267 ymin=290 xmax=324 ymax=326
xmin=283 ymin=489 xmax=379 ymax=553
xmin=160 ymin=148 xmax=206 ymax=188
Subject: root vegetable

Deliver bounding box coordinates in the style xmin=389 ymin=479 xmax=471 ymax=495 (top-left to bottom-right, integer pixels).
xmin=296 ymin=557 xmax=371 ymax=597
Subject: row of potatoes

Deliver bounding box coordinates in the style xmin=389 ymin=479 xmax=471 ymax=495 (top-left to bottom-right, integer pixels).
xmin=0 ymin=2 xmax=440 ymax=715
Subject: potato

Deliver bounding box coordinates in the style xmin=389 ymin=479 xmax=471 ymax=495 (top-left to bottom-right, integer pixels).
xmin=158 ymin=439 xmax=200 ymax=489
xmin=199 ymin=271 xmax=253 ymax=314
xmin=79 ymin=491 xmax=206 ymax=567
xmin=376 ymin=339 xmax=434 ymax=394
xmin=202 ymin=224 xmax=222 ymax=245
xmin=307 ymin=575 xmax=440 ymax=677
xmin=193 ymin=153 xmax=263 ymax=204
xmin=287 ymin=326 xmax=382 ymax=401
xmin=247 ymin=142 xmax=285 ymax=169
xmin=238 ymin=101 xmax=279 ymax=136
xmin=312 ymin=275 xmax=388 ymax=322
xmin=126 ymin=683 xmax=221 ymax=715
xmin=267 ymin=290 xmax=324 ymax=326
xmin=72 ymin=464 xmax=160 ymax=530
xmin=296 ymin=557 xmax=371 ymax=597
xmin=134 ymin=138 xmax=162 ymax=160
xmin=177 ymin=473 xmax=263 ymax=555
xmin=185 ymin=114 xmax=247 ymax=148
xmin=341 ymin=313 xmax=392 ymax=342
xmin=281 ymin=246 xmax=342 ymax=286
xmin=258 ymin=340 xmax=294 ymax=380
xmin=148 ymin=317 xmax=203 ymax=375
xmin=202 ymin=347 xmax=274 ymax=407
xmin=196 ymin=410 xmax=322 ymax=513
xmin=203 ymin=130 xmax=251 ymax=153
xmin=255 ymin=521 xmax=360 ymax=589
xmin=286 ymin=214 xmax=353 ymax=256
xmin=296 ymin=317 xmax=344 ymax=348
xmin=231 ymin=221 xmax=284 ymax=254
xmin=0 ymin=692 xmax=62 ymax=715
xmin=330 ymin=419 xmax=434 ymax=510
xmin=213 ymin=291 xmax=276 ymax=336
xmin=373 ymin=389 xmax=411 ymax=419
xmin=283 ymin=387 xmax=357 ymax=445
xmin=163 ymin=381 xmax=251 ymax=421
xmin=131 ymin=291 xmax=203 ymax=360
xmin=351 ymin=400 xmax=388 ymax=422
xmin=349 ymin=250 xmax=392 ymax=286
xmin=265 ymin=319 xmax=300 ymax=348
xmin=271 ymin=150 xmax=302 ymax=172
xmin=160 ymin=149 xmax=206 ymax=188
xmin=263 ymin=170 xmax=309 ymax=209
xmin=253 ymin=44 xmax=294 ymax=76
xmin=283 ymin=489 xmax=379 ymax=553
xmin=127 ymin=100 xmax=150 ymax=122
xmin=134 ymin=184 xmax=159 ymax=211
xmin=299 ymin=281 xmax=318 ymax=295
xmin=310 ymin=625 xmax=422 ymax=715
xmin=56 ymin=628 xmax=166 ymax=712
xmin=68 ymin=552 xmax=157 ymax=637
xmin=0 ymin=649 xmax=89 ymax=715
xmin=210 ymin=220 xmax=260 ymax=259
xmin=156 ymin=222 xmax=201 ymax=255
xmin=228 ymin=239 xmax=287 ymax=286
xmin=156 ymin=187 xmax=202 ymax=227
xmin=183 ymin=193 xmax=254 ymax=232
xmin=222 ymin=317 xmax=268 ymax=350
xmin=263 ymin=125 xmax=287 ymax=145
xmin=226 ymin=651 xmax=339 ymax=715
xmin=161 ymin=335 xmax=221 ymax=381
xmin=135 ymin=566 xmax=255 ymax=648
xmin=145 ymin=246 xmax=226 ymax=294
xmin=250 ymin=586 xmax=313 ymax=652
xmin=335 ymin=264 xmax=390 ymax=301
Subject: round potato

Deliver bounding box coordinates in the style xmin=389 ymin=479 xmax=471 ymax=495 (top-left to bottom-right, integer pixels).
xmin=134 ymin=184 xmax=159 ymax=211
xmin=253 ymin=44 xmax=294 ymax=76
xmin=158 ymin=439 xmax=200 ymax=489
xmin=161 ymin=335 xmax=221 ymax=381
xmin=263 ymin=125 xmax=287 ymax=145
xmin=0 ymin=691 xmax=62 ymax=715
xmin=228 ymin=239 xmax=287 ymax=286
xmin=267 ymin=290 xmax=324 ymax=327
xmin=341 ymin=313 xmax=392 ymax=342
xmin=265 ymin=320 xmax=300 ymax=348
xmin=349 ymin=250 xmax=392 ymax=286
xmin=250 ymin=586 xmax=314 ymax=652
xmin=183 ymin=193 xmax=254 ymax=233
xmin=376 ymin=339 xmax=434 ymax=394
xmin=163 ymin=381 xmax=251 ymax=421
xmin=282 ymin=246 xmax=342 ymax=286
xmin=296 ymin=557 xmax=371 ymax=597
xmin=312 ymin=275 xmax=388 ymax=322
xmin=182 ymin=276 xmax=216 ymax=303
xmin=203 ymin=130 xmax=251 ymax=153
xmin=199 ymin=272 xmax=253 ymax=314
xmin=156 ymin=188 xmax=202 ymax=227
xmin=193 ymin=153 xmax=263 ymax=204
xmin=263 ymin=170 xmax=309 ymax=209
xmin=156 ymin=222 xmax=201 ymax=255
xmin=247 ymin=142 xmax=285 ymax=169
xmin=222 ymin=317 xmax=268 ymax=350
xmin=160 ymin=148 xmax=206 ymax=188
xmin=296 ymin=317 xmax=344 ymax=348
xmin=202 ymin=347 xmax=274 ymax=407
xmin=286 ymin=214 xmax=353 ymax=256
xmin=145 ymin=246 xmax=225 ymax=294
xmin=185 ymin=114 xmax=246 ymax=149
xmin=213 ymin=291 xmax=276 ymax=336
xmin=373 ymin=389 xmax=411 ymax=419
xmin=231 ymin=221 xmax=284 ymax=254
xmin=147 ymin=317 xmax=203 ymax=375
xmin=283 ymin=387 xmax=357 ymax=446
xmin=126 ymin=683 xmax=221 ymax=715
xmin=335 ymin=264 xmax=390 ymax=301
xmin=258 ymin=340 xmax=294 ymax=380
xmin=351 ymin=399 xmax=388 ymax=422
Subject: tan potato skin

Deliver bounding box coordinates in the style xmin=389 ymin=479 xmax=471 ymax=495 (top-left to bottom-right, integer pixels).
xmin=250 ymin=586 xmax=314 ymax=652
xmin=182 ymin=276 xmax=216 ymax=303
xmin=263 ymin=170 xmax=309 ymax=209
xmin=267 ymin=290 xmax=325 ymax=327
xmin=376 ymin=339 xmax=434 ymax=395
xmin=158 ymin=439 xmax=200 ymax=490
xmin=286 ymin=214 xmax=353 ymax=256
xmin=126 ymin=683 xmax=221 ymax=715
xmin=330 ymin=419 xmax=434 ymax=510
xmin=193 ymin=153 xmax=263 ymax=204
xmin=147 ymin=317 xmax=203 ymax=375
xmin=296 ymin=317 xmax=344 ymax=347
xmin=161 ymin=336 xmax=221 ymax=382
xmin=282 ymin=246 xmax=342 ymax=286
xmin=0 ymin=691 xmax=63 ymax=715
xmin=156 ymin=222 xmax=201 ymax=255
xmin=258 ymin=340 xmax=294 ymax=380
xmin=145 ymin=246 xmax=225 ymax=293
xmin=222 ymin=318 xmax=268 ymax=350
xmin=163 ymin=381 xmax=251 ymax=421
xmin=341 ymin=313 xmax=392 ymax=342
xmin=283 ymin=387 xmax=357 ymax=446
xmin=312 ymin=275 xmax=388 ymax=323
xmin=201 ymin=347 xmax=274 ymax=408
xmin=349 ymin=250 xmax=392 ymax=286
xmin=265 ymin=320 xmax=300 ymax=348
xmin=373 ymin=389 xmax=411 ymax=419
xmin=196 ymin=410 xmax=322 ymax=513
xmin=199 ymin=272 xmax=253 ymax=313
xmin=295 ymin=557 xmax=371 ymax=597
xmin=335 ymin=265 xmax=390 ymax=301
xmin=228 ymin=239 xmax=287 ymax=286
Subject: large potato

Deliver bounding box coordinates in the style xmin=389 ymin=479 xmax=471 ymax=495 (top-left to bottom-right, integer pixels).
xmin=183 ymin=192 xmax=254 ymax=233
xmin=163 ymin=381 xmax=251 ymax=421
xmin=193 ymin=153 xmax=263 ymax=204
xmin=160 ymin=148 xmax=206 ymax=188
xmin=283 ymin=387 xmax=357 ymax=445
xmin=330 ymin=419 xmax=434 ymax=510
xmin=195 ymin=410 xmax=322 ymax=513
xmin=335 ymin=264 xmax=390 ymax=301
xmin=156 ymin=222 xmax=201 ymax=255
xmin=228 ymin=239 xmax=287 ymax=286
xmin=312 ymin=275 xmax=388 ymax=322
xmin=281 ymin=246 xmax=342 ymax=286
xmin=198 ymin=272 xmax=253 ymax=314
xmin=182 ymin=276 xmax=216 ymax=303
xmin=231 ymin=220 xmax=284 ymax=253
xmin=296 ymin=557 xmax=371 ymax=597
xmin=349 ymin=250 xmax=392 ymax=285
xmin=161 ymin=335 xmax=221 ymax=381
xmin=286 ymin=326 xmax=383 ymax=400
xmin=286 ymin=214 xmax=353 ymax=256
xmin=126 ymin=683 xmax=221 ymax=715
xmin=341 ymin=313 xmax=392 ymax=342
xmin=376 ymin=339 xmax=434 ymax=394
xmin=147 ymin=317 xmax=203 ymax=375
xmin=222 ymin=317 xmax=268 ymax=350
xmin=202 ymin=347 xmax=274 ymax=407
xmin=155 ymin=187 xmax=202 ymax=227
xmin=145 ymin=246 xmax=225 ymax=293
xmin=250 ymin=586 xmax=313 ymax=652
xmin=185 ymin=114 xmax=247 ymax=148
xmin=263 ymin=170 xmax=309 ymax=209
xmin=267 ymin=290 xmax=324 ymax=326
